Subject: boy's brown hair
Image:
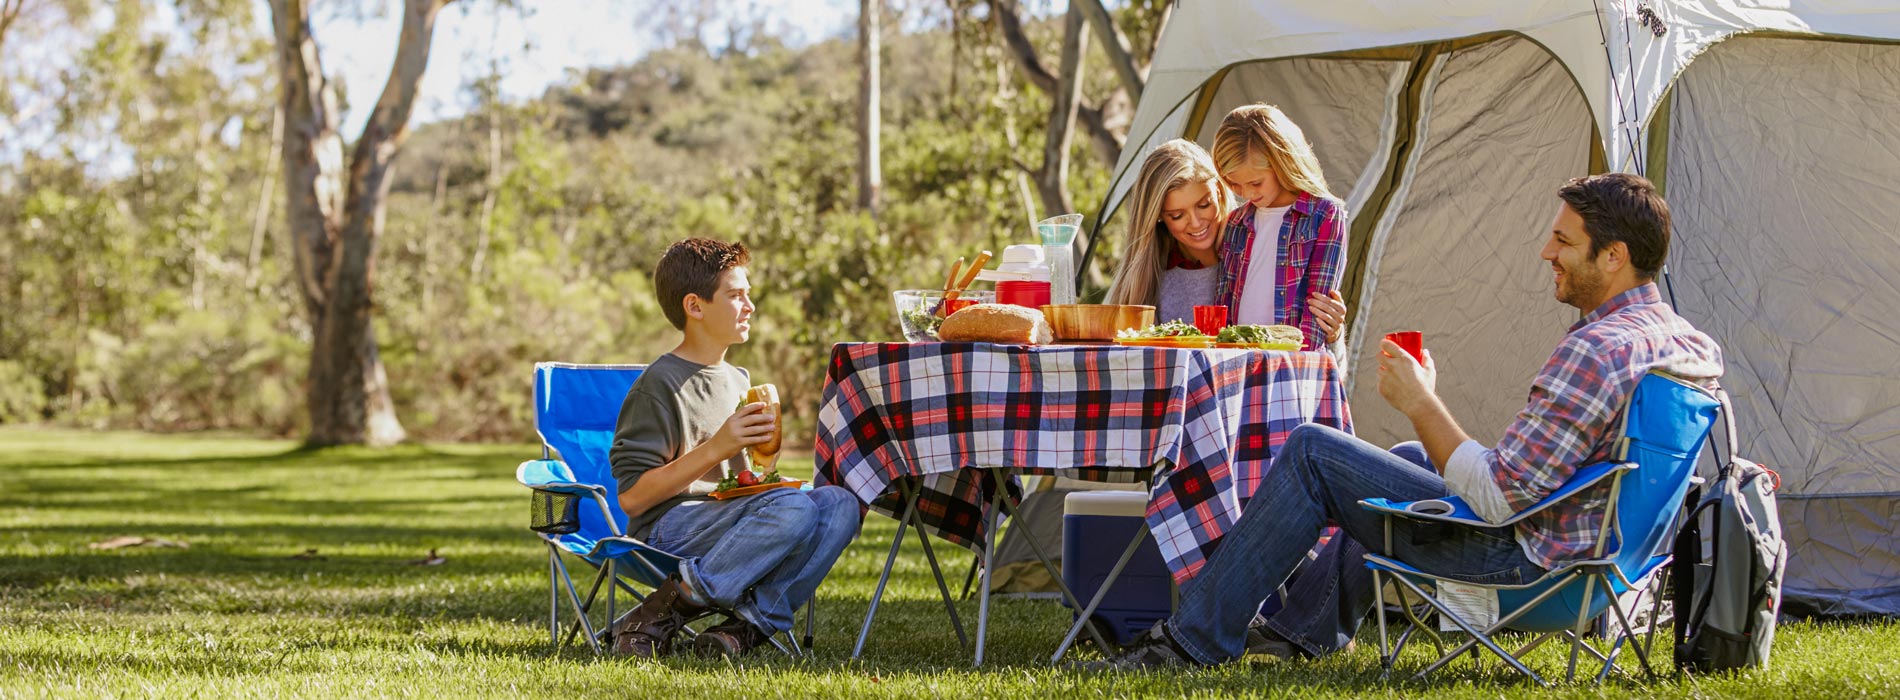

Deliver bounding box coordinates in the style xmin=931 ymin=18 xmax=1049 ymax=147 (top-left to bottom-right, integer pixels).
xmin=654 ymin=238 xmax=751 ymax=330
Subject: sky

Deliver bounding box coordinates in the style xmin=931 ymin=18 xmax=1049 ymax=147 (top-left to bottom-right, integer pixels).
xmin=308 ymin=0 xmax=857 ymax=135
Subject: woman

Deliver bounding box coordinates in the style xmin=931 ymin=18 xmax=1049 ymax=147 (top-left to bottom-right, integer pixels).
xmin=1210 ymin=104 xmax=1348 ymax=350
xmin=1104 ymin=139 xmax=1233 ymax=325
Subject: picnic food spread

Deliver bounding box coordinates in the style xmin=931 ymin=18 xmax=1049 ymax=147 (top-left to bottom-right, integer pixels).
xmin=1114 ymin=320 xmax=1204 ymax=339
xmin=937 ymin=303 xmax=1055 ymax=344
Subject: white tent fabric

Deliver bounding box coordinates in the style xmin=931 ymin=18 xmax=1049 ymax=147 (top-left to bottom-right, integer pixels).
xmin=1344 ymin=36 xmax=1593 ymax=446
xmin=1666 ymin=35 xmax=1900 ymax=614
xmin=1102 ymin=0 xmax=1900 ymax=223
xmin=1092 ymin=0 xmax=1900 ymax=615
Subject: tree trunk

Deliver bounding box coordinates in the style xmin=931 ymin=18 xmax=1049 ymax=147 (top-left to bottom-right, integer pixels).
xmin=246 ymin=104 xmax=285 ymax=290
xmin=1073 ymin=0 xmax=1142 ymax=104
xmin=1032 ymin=6 xmax=1087 ymax=218
xmin=470 ymin=101 xmax=500 ymax=277
xmin=857 ymin=0 xmax=882 ymax=215
xmin=0 ymin=0 xmax=25 ymax=59
xmin=991 ymin=0 xmax=1123 ymax=166
xmin=271 ymin=0 xmax=449 ymax=447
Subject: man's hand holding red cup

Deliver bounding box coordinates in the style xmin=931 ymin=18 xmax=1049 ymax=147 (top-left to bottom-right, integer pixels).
xmin=1376 ymin=331 xmax=1439 ymax=419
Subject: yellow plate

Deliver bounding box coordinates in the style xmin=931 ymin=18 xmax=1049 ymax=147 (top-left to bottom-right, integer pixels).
xmin=1213 ymin=341 xmax=1303 ymax=351
xmin=710 ymin=479 xmax=806 ymax=500
xmin=1113 ymin=336 xmax=1216 ymax=348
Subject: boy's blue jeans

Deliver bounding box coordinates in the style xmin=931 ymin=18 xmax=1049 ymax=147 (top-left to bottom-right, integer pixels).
xmin=646 ymin=485 xmax=862 ymax=634
xmin=1168 ymin=424 xmax=1545 ymax=665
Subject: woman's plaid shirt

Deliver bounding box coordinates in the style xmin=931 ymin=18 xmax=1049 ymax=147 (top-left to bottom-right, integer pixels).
xmin=1213 ymin=192 xmax=1346 ymax=351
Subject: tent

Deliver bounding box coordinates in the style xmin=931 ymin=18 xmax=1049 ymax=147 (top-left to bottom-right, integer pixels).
xmin=1082 ymin=0 xmax=1900 ymax=617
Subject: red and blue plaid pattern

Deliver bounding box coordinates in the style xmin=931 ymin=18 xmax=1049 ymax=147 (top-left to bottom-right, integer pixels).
xmin=1484 ymin=283 xmax=1723 ymax=570
xmin=813 ymin=342 xmax=1351 ymax=583
xmin=1213 ymin=192 xmax=1347 ymax=351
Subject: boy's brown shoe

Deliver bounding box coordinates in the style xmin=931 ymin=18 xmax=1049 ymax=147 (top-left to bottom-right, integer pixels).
xmin=610 ymin=576 xmax=707 ymax=658
xmin=690 ymin=617 xmax=773 ymax=658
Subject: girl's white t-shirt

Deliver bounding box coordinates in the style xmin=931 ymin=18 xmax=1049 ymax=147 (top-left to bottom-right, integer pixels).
xmin=1234 ymin=205 xmax=1292 ymax=325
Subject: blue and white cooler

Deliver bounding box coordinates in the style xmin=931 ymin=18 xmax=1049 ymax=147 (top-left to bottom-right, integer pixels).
xmin=1061 ymin=490 xmax=1174 ymax=646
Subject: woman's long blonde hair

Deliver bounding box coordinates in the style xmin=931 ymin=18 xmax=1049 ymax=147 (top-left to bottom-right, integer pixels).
xmin=1211 ymin=104 xmax=1333 ymax=201
xmin=1105 ymin=139 xmax=1232 ymax=306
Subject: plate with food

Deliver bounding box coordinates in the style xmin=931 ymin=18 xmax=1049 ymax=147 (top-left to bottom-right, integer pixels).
xmin=1113 ymin=320 xmax=1216 ymax=348
xmin=712 ymin=470 xmax=807 ymax=500
xmin=712 ymin=382 xmax=807 ymax=499
xmin=1213 ymin=324 xmax=1304 ymax=351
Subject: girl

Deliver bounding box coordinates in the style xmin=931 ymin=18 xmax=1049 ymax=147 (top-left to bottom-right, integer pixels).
xmin=1104 ymin=139 xmax=1232 ymax=325
xmin=1210 ymin=104 xmax=1348 ymax=351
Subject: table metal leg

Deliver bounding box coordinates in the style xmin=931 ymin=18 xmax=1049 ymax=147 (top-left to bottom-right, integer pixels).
xmin=851 ymin=482 xmax=921 ymax=660
xmin=974 ymin=478 xmax=1004 ymax=666
xmin=1050 ymin=525 xmax=1148 ymax=663
xmin=996 ymin=473 xmax=1115 ymax=655
xmin=909 ymin=503 xmax=970 ymax=649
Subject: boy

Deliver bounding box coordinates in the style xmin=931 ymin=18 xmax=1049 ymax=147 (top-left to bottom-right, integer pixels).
xmin=606 ymin=238 xmax=861 ymax=659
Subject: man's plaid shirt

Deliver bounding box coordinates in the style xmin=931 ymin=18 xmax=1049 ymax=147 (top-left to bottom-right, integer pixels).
xmin=1476 ymin=283 xmax=1723 ymax=570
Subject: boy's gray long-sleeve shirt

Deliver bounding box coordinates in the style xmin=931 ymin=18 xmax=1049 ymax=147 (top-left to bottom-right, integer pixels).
xmin=607 ymin=352 xmax=752 ymax=539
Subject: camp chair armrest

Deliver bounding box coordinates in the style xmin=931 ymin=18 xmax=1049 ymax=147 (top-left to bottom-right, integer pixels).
xmin=1359 ymin=495 xmax=1490 ymax=525
xmin=517 ymin=459 xmax=626 ymax=537
xmin=1359 ymin=461 xmax=1635 ymax=527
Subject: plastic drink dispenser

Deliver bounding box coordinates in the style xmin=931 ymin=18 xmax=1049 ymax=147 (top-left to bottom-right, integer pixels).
xmin=989 ymin=244 xmax=1052 ymax=309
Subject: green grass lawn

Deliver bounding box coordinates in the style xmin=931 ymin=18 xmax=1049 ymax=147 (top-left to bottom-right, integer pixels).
xmin=2 ymin=427 xmax=1895 ymax=698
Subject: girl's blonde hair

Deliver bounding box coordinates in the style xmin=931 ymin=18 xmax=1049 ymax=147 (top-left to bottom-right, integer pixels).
xmin=1105 ymin=139 xmax=1232 ymax=306
xmin=1210 ymin=104 xmax=1333 ymax=201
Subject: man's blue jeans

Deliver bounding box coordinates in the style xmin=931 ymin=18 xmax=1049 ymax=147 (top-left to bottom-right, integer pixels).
xmin=1256 ymin=442 xmax=1430 ymax=657
xmin=646 ymin=485 xmax=861 ymax=634
xmin=1168 ymin=424 xmax=1545 ymax=665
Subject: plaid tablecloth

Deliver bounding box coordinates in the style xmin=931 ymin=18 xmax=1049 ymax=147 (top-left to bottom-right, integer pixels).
xmin=813 ymin=341 xmax=1352 ymax=583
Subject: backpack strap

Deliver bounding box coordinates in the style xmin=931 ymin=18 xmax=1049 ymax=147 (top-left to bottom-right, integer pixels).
xmin=1714 ymin=387 xmax=1741 ymax=480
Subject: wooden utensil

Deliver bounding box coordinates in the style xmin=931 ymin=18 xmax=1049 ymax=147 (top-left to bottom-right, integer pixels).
xmin=944 ymin=258 xmax=963 ymax=295
xmin=944 ymin=250 xmax=991 ymax=303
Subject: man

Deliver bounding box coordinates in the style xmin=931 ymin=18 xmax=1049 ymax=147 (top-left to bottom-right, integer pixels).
xmin=1095 ymin=173 xmax=1723 ymax=669
xmin=606 ymin=238 xmax=861 ymax=659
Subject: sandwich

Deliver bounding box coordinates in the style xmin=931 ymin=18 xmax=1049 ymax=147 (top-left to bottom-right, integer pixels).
xmin=745 ymin=383 xmax=782 ymax=469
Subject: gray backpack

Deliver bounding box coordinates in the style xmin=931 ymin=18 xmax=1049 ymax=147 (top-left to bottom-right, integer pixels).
xmin=1672 ymin=389 xmax=1787 ymax=673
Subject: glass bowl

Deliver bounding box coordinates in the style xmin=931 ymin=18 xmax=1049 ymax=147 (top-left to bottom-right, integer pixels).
xmin=892 ymin=289 xmax=997 ymax=342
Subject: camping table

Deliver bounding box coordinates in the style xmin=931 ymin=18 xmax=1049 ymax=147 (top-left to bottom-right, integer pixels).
xmin=813 ymin=341 xmax=1352 ymax=665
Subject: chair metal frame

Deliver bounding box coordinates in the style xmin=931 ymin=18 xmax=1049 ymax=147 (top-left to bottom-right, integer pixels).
xmin=1359 ymin=371 xmax=1719 ymax=685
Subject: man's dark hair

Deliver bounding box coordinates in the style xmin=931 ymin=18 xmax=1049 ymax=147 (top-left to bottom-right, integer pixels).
xmin=1557 ymin=173 xmax=1670 ymax=280
xmin=654 ymin=238 xmax=751 ymax=330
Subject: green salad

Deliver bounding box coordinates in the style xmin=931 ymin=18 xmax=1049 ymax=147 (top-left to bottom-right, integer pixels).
xmin=902 ymin=306 xmax=946 ymax=339
xmin=1116 ymin=320 xmax=1203 ymax=339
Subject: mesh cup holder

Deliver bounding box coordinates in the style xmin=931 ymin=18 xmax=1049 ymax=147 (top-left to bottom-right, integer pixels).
xmin=530 ymin=490 xmax=582 ymax=535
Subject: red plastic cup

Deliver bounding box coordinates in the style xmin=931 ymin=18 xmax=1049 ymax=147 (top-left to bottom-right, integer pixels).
xmin=1192 ymin=305 xmax=1228 ymax=337
xmin=940 ymin=297 xmax=977 ymax=316
xmin=1385 ymin=330 xmax=1424 ymax=362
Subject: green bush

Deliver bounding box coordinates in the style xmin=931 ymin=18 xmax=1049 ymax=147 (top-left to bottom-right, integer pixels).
xmin=0 ymin=361 xmax=47 ymax=424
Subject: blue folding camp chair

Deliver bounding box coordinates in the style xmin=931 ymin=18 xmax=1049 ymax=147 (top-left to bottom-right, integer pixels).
xmin=1358 ymin=371 xmax=1720 ymax=685
xmin=516 ymin=362 xmax=804 ymax=656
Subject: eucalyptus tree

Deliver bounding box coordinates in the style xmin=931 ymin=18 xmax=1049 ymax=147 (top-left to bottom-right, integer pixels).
xmin=266 ymin=0 xmax=460 ymax=446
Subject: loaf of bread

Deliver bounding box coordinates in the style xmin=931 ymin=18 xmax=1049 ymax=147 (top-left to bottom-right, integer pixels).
xmin=937 ymin=303 xmax=1054 ymax=345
